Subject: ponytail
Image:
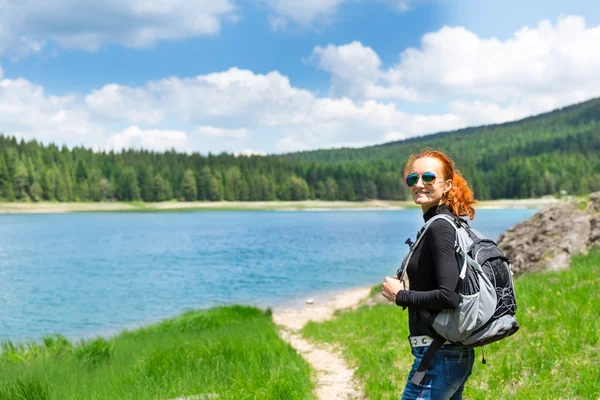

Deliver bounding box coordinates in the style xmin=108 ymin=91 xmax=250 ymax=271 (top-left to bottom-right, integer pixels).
xmin=446 ymin=169 xmax=476 ymax=220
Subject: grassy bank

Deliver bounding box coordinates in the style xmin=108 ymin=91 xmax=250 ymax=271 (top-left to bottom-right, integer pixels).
xmin=302 ymin=249 xmax=600 ymax=399
xmin=0 ymin=306 xmax=314 ymax=400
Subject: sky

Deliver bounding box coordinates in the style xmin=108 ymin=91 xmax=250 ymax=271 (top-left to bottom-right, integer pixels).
xmin=0 ymin=0 xmax=599 ymax=156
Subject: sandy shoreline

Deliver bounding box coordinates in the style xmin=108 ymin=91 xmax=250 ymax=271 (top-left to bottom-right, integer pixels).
xmin=0 ymin=198 xmax=561 ymax=214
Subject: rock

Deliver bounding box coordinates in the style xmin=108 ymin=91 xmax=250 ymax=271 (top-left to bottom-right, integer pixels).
xmin=498 ymin=201 xmax=592 ymax=275
xmin=589 ymin=192 xmax=600 ymax=213
xmin=589 ymin=215 xmax=600 ymax=247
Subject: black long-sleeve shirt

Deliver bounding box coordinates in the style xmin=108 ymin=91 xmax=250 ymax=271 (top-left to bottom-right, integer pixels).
xmin=395 ymin=204 xmax=461 ymax=336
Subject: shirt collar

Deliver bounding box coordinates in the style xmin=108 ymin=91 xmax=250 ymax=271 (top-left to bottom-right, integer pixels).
xmin=423 ymin=204 xmax=451 ymax=222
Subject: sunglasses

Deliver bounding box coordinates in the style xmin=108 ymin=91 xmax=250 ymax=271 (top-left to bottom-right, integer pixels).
xmin=405 ymin=172 xmax=438 ymax=187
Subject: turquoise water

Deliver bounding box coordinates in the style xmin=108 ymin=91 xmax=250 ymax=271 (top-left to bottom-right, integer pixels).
xmin=0 ymin=208 xmax=536 ymax=342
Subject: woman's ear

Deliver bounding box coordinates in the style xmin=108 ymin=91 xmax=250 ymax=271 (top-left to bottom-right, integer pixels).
xmin=444 ymin=180 xmax=453 ymax=194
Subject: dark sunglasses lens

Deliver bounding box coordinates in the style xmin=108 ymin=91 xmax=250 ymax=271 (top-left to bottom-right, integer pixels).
xmin=422 ymin=172 xmax=436 ymax=183
xmin=406 ymin=174 xmax=418 ymax=186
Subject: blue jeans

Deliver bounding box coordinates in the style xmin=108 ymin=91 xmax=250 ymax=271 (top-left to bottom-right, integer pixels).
xmin=402 ymin=345 xmax=475 ymax=400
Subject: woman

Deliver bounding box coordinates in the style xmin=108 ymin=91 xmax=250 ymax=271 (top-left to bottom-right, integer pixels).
xmin=382 ymin=149 xmax=476 ymax=400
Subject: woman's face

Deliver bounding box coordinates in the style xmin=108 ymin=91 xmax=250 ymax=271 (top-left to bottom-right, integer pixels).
xmin=407 ymin=157 xmax=452 ymax=213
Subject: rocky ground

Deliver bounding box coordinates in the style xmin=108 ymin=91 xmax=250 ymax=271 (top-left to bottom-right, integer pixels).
xmin=498 ymin=192 xmax=600 ymax=274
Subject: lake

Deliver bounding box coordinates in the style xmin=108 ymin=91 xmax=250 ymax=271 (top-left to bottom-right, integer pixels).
xmin=0 ymin=208 xmax=536 ymax=342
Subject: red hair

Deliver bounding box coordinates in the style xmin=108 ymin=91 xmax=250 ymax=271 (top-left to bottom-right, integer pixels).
xmin=404 ymin=149 xmax=477 ymax=220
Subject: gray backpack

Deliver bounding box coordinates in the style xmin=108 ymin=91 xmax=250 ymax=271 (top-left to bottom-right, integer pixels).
xmin=398 ymin=214 xmax=519 ymax=383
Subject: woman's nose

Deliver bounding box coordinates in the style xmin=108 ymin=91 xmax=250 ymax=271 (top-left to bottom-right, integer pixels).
xmin=414 ymin=176 xmax=425 ymax=188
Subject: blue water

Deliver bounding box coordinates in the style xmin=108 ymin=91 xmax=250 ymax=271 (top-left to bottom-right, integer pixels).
xmin=0 ymin=208 xmax=536 ymax=342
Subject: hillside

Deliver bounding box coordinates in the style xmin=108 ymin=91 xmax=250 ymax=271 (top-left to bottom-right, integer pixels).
xmin=281 ymin=97 xmax=600 ymax=164
xmin=281 ymin=97 xmax=600 ymax=199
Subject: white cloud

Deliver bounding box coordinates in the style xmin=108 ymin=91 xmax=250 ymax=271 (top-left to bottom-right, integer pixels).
xmin=310 ymin=15 xmax=600 ymax=125
xmin=106 ymin=126 xmax=189 ymax=153
xmin=310 ymin=41 xmax=421 ymax=101
xmin=234 ymin=149 xmax=268 ymax=157
xmin=268 ymin=97 xmax=467 ymax=153
xmin=311 ymin=41 xmax=382 ymax=97
xmin=263 ymin=0 xmax=418 ymax=29
xmin=0 ymin=77 xmax=102 ymax=144
xmin=83 ymin=66 xmax=469 ymax=153
xmin=275 ymin=136 xmax=312 ymax=153
xmin=389 ymin=1 xmax=411 ymax=12
xmin=390 ymin=16 xmax=600 ymax=100
xmin=264 ymin=0 xmax=346 ymax=27
xmin=86 ymin=68 xmax=317 ymax=129
xmin=447 ymin=91 xmax=593 ymax=127
xmin=3 ymin=16 xmax=600 ymax=155
xmin=0 ymin=61 xmax=573 ymax=156
xmin=268 ymin=15 xmax=288 ymax=32
xmin=383 ymin=131 xmax=406 ymax=142
xmin=195 ymin=126 xmax=248 ymax=139
xmin=85 ymin=84 xmax=164 ymax=125
xmin=0 ymin=0 xmax=236 ymax=56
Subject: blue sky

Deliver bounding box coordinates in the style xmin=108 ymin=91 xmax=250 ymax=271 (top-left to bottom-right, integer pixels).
xmin=0 ymin=0 xmax=599 ymax=155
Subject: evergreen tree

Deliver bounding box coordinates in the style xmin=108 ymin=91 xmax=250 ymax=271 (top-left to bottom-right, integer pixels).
xmin=208 ymin=177 xmax=224 ymax=201
xmin=339 ymin=179 xmax=355 ymax=201
xmin=153 ymin=173 xmax=170 ymax=202
xmin=41 ymin=169 xmax=55 ymax=200
xmin=0 ymin=157 xmax=15 ymax=201
xmin=224 ymin=167 xmax=243 ymax=201
xmin=315 ymin=180 xmax=326 ymax=199
xmin=13 ymin=158 xmax=30 ymax=200
xmin=139 ymin=166 xmax=154 ymax=202
xmin=88 ymin=171 xmax=104 ymax=202
xmin=289 ymin=176 xmax=310 ymax=200
xmin=100 ymin=178 xmax=115 ymax=201
xmin=259 ymin=175 xmax=276 ymax=200
xmin=29 ymin=181 xmax=43 ymax=201
xmin=55 ymin=171 xmax=69 ymax=202
xmin=197 ymin=167 xmax=212 ymax=201
xmin=364 ymin=180 xmax=378 ymax=200
xmin=118 ymin=167 xmax=141 ymax=201
xmin=75 ymin=159 xmax=89 ymax=183
xmin=182 ymin=169 xmax=198 ymax=201
xmin=324 ymin=177 xmax=338 ymax=200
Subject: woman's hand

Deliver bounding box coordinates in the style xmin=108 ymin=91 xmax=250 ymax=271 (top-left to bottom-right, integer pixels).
xmin=382 ymin=276 xmax=406 ymax=302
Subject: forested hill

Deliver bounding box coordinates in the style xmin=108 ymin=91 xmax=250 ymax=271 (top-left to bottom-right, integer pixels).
xmin=281 ymin=97 xmax=600 ymax=164
xmin=280 ymin=97 xmax=600 ymax=199
xmin=0 ymin=98 xmax=598 ymax=203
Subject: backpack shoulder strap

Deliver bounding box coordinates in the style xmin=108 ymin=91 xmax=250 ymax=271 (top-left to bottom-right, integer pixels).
xmin=428 ymin=214 xmax=481 ymax=279
xmin=397 ymin=214 xmax=459 ymax=280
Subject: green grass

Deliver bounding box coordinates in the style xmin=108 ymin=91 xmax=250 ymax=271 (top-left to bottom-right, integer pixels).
xmin=302 ymin=249 xmax=600 ymax=399
xmin=0 ymin=306 xmax=314 ymax=400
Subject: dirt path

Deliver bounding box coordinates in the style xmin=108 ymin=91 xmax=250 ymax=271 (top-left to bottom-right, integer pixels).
xmin=272 ymin=287 xmax=373 ymax=400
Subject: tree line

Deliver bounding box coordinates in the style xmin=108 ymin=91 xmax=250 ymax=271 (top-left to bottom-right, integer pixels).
xmin=1 ymin=97 xmax=599 ymax=203
xmin=0 ymin=135 xmax=410 ymax=202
